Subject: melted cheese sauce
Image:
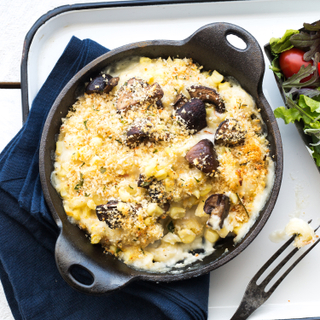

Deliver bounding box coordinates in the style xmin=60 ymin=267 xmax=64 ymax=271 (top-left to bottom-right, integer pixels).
xmin=52 ymin=57 xmax=274 ymax=272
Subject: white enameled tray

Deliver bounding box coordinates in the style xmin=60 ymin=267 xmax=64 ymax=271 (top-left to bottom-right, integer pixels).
xmin=25 ymin=1 xmax=320 ymax=319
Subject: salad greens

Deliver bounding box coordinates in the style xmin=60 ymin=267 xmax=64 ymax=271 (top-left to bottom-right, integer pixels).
xmin=270 ymin=21 xmax=320 ymax=166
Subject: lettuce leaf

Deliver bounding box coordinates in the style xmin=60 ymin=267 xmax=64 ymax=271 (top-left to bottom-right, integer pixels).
xmin=274 ymin=106 xmax=301 ymax=124
xmin=270 ymin=29 xmax=299 ymax=54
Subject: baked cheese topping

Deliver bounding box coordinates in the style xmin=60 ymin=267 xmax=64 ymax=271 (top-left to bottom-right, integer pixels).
xmin=51 ymin=57 xmax=274 ymax=272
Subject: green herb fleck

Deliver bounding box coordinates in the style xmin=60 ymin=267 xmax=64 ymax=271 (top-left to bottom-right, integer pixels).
xmin=140 ymin=248 xmax=145 ymax=255
xmin=129 ymin=185 xmax=134 ymax=190
xmin=115 ymin=247 xmax=122 ymax=254
xmin=236 ymin=193 xmax=249 ymax=219
xmin=80 ymin=162 xmax=85 ymax=167
xmin=167 ymin=221 xmax=175 ymax=233
xmin=100 ymin=167 xmax=106 ymax=174
xmin=153 ymin=149 xmax=158 ymax=153
xmin=74 ymin=173 xmax=84 ymax=190
xmin=85 ymin=192 xmax=90 ymax=197
xmin=115 ymin=139 xmax=122 ymax=144
xmin=194 ymin=177 xmax=200 ymax=183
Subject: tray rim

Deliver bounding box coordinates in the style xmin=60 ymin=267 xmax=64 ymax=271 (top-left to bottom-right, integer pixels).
xmin=19 ymin=1 xmax=320 ymax=319
xmin=20 ymin=0 xmax=242 ymax=123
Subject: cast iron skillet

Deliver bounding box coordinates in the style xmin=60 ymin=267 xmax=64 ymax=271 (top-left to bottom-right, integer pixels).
xmin=39 ymin=22 xmax=283 ymax=295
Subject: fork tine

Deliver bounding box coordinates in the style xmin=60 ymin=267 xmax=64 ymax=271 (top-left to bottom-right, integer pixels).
xmin=231 ymin=224 xmax=320 ymax=320
xmin=250 ymin=235 xmax=296 ymax=283
xmin=251 ymin=222 xmax=317 ymax=284
xmin=267 ymin=236 xmax=320 ymax=295
xmin=259 ymin=246 xmax=299 ymax=289
xmin=259 ymin=225 xmax=320 ymax=289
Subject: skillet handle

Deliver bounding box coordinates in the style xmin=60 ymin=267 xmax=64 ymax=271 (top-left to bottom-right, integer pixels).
xmin=55 ymin=229 xmax=135 ymax=294
xmin=187 ymin=22 xmax=265 ymax=95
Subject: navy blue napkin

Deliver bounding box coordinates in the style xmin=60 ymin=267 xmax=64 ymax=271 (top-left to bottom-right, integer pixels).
xmin=0 ymin=36 xmax=210 ymax=320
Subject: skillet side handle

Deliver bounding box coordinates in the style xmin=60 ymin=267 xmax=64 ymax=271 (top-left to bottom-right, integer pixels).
xmin=187 ymin=22 xmax=265 ymax=95
xmin=55 ymin=230 xmax=135 ymax=295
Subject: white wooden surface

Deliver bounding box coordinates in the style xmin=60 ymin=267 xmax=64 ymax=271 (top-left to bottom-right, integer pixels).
xmin=1 ymin=1 xmax=320 ymax=320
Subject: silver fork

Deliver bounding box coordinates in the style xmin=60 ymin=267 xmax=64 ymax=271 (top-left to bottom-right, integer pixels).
xmin=230 ymin=225 xmax=320 ymax=320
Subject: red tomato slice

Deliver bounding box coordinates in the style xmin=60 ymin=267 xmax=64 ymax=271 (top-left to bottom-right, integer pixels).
xmin=318 ymin=62 xmax=320 ymax=76
xmin=279 ymin=48 xmax=312 ymax=82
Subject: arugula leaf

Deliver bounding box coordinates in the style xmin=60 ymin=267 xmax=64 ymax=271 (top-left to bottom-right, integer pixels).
xmin=290 ymin=31 xmax=320 ymax=61
xmin=270 ymin=29 xmax=299 ymax=54
xmin=282 ymin=64 xmax=315 ymax=88
xmin=304 ymin=21 xmax=320 ymax=32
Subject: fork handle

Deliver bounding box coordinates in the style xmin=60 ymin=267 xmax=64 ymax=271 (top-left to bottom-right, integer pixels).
xmin=230 ymin=300 xmax=259 ymax=320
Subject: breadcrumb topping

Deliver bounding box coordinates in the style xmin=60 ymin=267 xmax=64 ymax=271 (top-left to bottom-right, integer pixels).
xmin=51 ymin=57 xmax=274 ymax=272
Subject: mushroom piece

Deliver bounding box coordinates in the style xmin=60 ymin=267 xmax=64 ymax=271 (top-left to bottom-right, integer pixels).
xmin=204 ymin=194 xmax=230 ymax=229
xmin=126 ymin=119 xmax=153 ymax=148
xmin=96 ymin=200 xmax=124 ymax=229
xmin=116 ymin=78 xmax=164 ymax=112
xmin=187 ymin=85 xmax=225 ymax=113
xmin=137 ymin=174 xmax=155 ymax=188
xmin=215 ymin=119 xmax=246 ymax=146
xmin=173 ymin=93 xmax=188 ymax=109
xmin=85 ymin=74 xmax=119 ymax=94
xmin=175 ymin=98 xmax=207 ymax=133
xmin=148 ymin=180 xmax=167 ymax=204
xmin=185 ymin=139 xmax=219 ymax=175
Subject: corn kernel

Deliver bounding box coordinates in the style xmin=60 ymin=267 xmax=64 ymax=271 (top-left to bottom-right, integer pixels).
xmin=183 ymin=196 xmax=197 ymax=208
xmin=218 ymin=82 xmax=230 ymax=91
xmin=200 ymin=185 xmax=212 ymax=197
xmin=164 ymin=178 xmax=175 ymax=192
xmin=71 ymin=150 xmax=80 ymax=161
xmin=144 ymin=217 xmax=155 ymax=226
xmin=193 ymin=189 xmax=200 ymax=199
xmin=87 ymin=199 xmax=96 ymax=210
xmin=90 ymin=234 xmax=101 ymax=244
xmin=154 ymin=169 xmax=168 ymax=180
xmin=162 ymin=233 xmax=181 ymax=244
xmin=169 ymin=206 xmax=186 ymax=219
xmin=89 ymin=155 xmax=101 ymax=166
xmin=210 ymin=70 xmax=224 ymax=84
xmin=229 ymin=192 xmax=238 ymax=204
xmin=178 ymin=229 xmax=196 ymax=244
xmin=233 ymin=225 xmax=243 ymax=235
xmin=204 ymin=228 xmax=220 ymax=243
xmin=56 ymin=141 xmax=64 ymax=155
xmin=144 ymin=160 xmax=158 ymax=177
xmin=91 ymin=137 xmax=103 ymax=147
xmin=68 ymin=197 xmax=87 ymax=209
xmin=195 ymin=200 xmax=207 ymax=217
xmin=119 ymin=188 xmax=131 ymax=202
xmin=117 ymin=202 xmax=130 ymax=215
xmin=216 ymin=226 xmax=229 ymax=238
xmin=71 ymin=209 xmax=81 ymax=220
xmin=140 ymin=57 xmax=152 ymax=64
xmin=146 ymin=203 xmax=164 ymax=217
